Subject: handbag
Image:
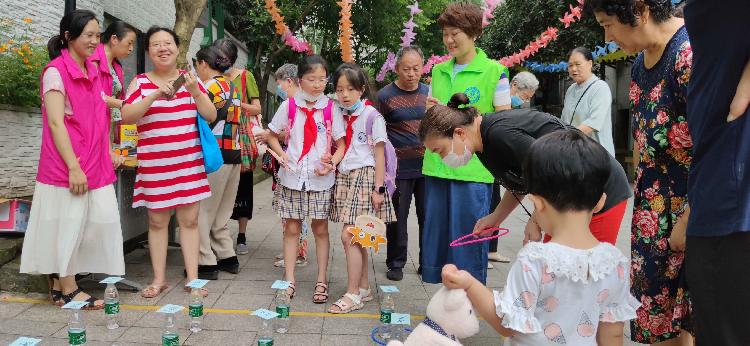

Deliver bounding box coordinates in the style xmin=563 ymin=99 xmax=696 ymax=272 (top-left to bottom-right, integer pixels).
xmin=197 ymin=113 xmax=224 ymax=174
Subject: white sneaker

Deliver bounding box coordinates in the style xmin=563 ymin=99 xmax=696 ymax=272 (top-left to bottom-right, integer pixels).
xmin=273 ymin=257 xmax=308 ymax=268
xmin=487 ymin=262 xmax=494 ymax=269
xmin=488 ymin=252 xmax=511 ymax=263
xmin=275 ymin=252 xmax=284 ymax=260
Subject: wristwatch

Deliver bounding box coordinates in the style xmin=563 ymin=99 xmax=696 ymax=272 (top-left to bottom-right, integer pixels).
xmin=373 ymin=185 xmax=386 ymax=194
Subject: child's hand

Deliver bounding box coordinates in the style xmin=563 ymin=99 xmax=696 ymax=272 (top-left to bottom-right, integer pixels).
xmin=441 ymin=264 xmax=474 ymax=290
xmin=320 ymin=152 xmax=333 ymax=165
xmin=314 ymin=162 xmax=334 ymax=176
xmin=371 ymin=191 xmax=384 ymax=211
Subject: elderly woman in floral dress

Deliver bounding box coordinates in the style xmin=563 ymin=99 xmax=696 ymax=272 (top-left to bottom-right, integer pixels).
xmin=588 ymin=0 xmax=694 ymax=345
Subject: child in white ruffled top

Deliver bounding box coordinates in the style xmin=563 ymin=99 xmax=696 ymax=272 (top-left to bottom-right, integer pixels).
xmin=442 ymin=129 xmax=640 ymax=346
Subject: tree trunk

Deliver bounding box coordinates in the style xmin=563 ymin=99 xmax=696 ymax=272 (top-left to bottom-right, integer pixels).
xmin=174 ymin=0 xmax=209 ymax=69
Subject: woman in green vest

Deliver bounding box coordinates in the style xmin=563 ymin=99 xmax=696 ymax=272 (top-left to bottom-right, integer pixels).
xmin=422 ymin=2 xmax=511 ymax=284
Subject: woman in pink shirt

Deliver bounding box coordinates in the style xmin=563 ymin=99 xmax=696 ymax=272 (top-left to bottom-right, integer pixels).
xmin=20 ymin=9 xmax=125 ymax=310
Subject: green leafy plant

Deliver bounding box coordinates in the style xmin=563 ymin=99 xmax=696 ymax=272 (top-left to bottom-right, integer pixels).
xmin=0 ymin=17 xmax=48 ymax=108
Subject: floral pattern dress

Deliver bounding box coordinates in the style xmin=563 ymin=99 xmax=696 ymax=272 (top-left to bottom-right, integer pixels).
xmin=629 ymin=26 xmax=693 ymax=343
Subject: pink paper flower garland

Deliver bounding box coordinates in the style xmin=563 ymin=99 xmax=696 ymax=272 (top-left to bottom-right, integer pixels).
xmin=498 ymin=0 xmax=585 ymax=68
xmin=376 ymin=1 xmax=422 ymax=81
xmin=264 ymin=0 xmax=312 ymax=54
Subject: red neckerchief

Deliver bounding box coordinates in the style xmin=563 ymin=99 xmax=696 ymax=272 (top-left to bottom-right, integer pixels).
xmin=344 ymin=111 xmax=358 ymax=154
xmin=298 ymin=107 xmax=318 ymax=163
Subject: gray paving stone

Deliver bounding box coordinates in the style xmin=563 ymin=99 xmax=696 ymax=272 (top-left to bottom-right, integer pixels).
xmin=0 ymin=301 xmax=31 ymax=319
xmin=213 ymin=293 xmax=275 ymax=310
xmin=117 ymin=326 xmax=190 ymax=344
xmin=202 ymin=311 xmax=260 ymax=332
xmin=184 ymin=330 xmax=256 ymax=345
xmin=51 ymin=324 xmax=127 ymax=342
xmin=320 ymin=334 xmax=373 ymax=345
xmin=262 ymin=332 xmax=321 ymax=346
xmin=322 ymin=316 xmax=379 ymax=335
xmin=0 ymin=318 xmax=65 ymax=336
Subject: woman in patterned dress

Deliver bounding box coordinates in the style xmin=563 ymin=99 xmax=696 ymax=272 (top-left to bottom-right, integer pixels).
xmin=121 ymin=26 xmax=217 ymax=298
xmin=589 ymin=1 xmax=694 ymax=345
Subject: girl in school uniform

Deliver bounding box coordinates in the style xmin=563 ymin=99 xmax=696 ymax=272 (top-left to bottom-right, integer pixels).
xmin=266 ymin=55 xmax=346 ymax=303
xmin=328 ymin=63 xmax=396 ymax=313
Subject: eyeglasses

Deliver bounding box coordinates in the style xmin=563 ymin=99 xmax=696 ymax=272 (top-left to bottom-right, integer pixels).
xmin=301 ymin=77 xmax=328 ymax=86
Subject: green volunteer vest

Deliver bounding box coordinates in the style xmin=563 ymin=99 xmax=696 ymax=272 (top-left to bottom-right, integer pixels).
xmin=423 ymin=48 xmax=509 ymax=183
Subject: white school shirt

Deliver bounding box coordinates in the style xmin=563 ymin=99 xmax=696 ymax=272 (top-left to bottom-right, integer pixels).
xmin=268 ymin=94 xmax=346 ymax=191
xmin=337 ymin=104 xmax=388 ymax=174
xmin=494 ymin=242 xmax=640 ymax=346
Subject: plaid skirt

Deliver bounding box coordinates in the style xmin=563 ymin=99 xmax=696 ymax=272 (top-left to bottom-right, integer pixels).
xmin=330 ymin=166 xmax=396 ymax=224
xmin=273 ymin=185 xmax=332 ymax=220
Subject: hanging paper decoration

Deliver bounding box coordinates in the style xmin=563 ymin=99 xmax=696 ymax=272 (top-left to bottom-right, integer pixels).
xmin=264 ymin=0 xmax=312 ymax=54
xmin=422 ymin=54 xmax=451 ymax=74
xmin=338 ymin=0 xmax=354 ymax=62
xmin=482 ymin=0 xmax=505 ymax=27
xmin=497 ymin=0 xmax=585 ymax=68
xmin=348 ymin=215 xmax=387 ymax=253
xmin=523 ymin=42 xmax=631 ymax=73
xmin=375 ymin=1 xmax=423 ymax=81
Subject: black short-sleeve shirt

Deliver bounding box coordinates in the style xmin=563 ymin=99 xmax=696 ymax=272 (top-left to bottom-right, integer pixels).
xmin=475 ymin=109 xmax=632 ymax=213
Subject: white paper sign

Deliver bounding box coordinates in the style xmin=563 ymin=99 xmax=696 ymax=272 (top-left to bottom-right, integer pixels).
xmin=186 ymin=279 xmax=209 ymax=289
xmin=157 ymin=304 xmax=185 ymax=314
xmin=9 ymin=337 xmax=42 ymax=346
xmin=379 ymin=285 xmax=400 ymax=293
xmin=271 ymin=280 xmax=291 ymax=290
xmin=62 ymin=301 xmax=88 ymax=310
xmin=390 ymin=313 xmax=411 ymax=325
xmin=99 ymin=277 xmax=124 ymax=284
xmin=252 ymin=308 xmax=279 ymax=320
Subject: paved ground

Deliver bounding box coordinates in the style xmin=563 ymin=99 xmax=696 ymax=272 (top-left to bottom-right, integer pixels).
xmin=0 ymin=178 xmax=639 ymax=345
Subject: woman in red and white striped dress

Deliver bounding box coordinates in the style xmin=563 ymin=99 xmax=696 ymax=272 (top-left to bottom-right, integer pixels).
xmin=121 ymin=27 xmax=217 ymax=298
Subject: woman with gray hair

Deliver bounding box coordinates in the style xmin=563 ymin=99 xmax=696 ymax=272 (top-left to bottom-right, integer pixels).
xmin=510 ymin=71 xmax=539 ymax=108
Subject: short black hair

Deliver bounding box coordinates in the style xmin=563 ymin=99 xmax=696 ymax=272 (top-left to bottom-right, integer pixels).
xmin=298 ymin=54 xmax=329 ymax=79
xmin=523 ymin=130 xmax=611 ymax=212
xmin=145 ymin=26 xmax=179 ymax=49
xmin=586 ymin=0 xmax=674 ymax=26
xmin=102 ymin=21 xmax=137 ymax=44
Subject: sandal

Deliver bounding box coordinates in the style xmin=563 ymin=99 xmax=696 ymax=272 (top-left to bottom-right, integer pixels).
xmin=327 ymin=292 xmax=363 ymax=314
xmin=184 ymin=285 xmax=209 ymax=298
xmin=359 ymin=287 xmax=373 ymax=303
xmin=61 ymin=288 xmax=103 ymax=310
xmin=285 ymin=282 xmax=296 ymax=299
xmin=47 ymin=274 xmax=63 ymax=306
xmin=313 ymin=282 xmax=329 ymax=304
xmin=140 ymin=285 xmax=168 ymax=298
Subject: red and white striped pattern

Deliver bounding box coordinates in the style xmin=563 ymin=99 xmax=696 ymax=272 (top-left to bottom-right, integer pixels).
xmin=125 ymin=73 xmax=211 ymax=210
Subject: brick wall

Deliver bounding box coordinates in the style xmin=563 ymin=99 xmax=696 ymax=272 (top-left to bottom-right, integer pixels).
xmin=0 ymin=105 xmax=42 ymax=198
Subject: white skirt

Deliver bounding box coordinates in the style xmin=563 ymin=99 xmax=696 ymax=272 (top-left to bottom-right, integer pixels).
xmin=20 ymin=182 xmax=125 ymax=276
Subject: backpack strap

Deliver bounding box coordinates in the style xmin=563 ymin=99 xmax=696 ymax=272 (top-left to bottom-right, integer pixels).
xmin=363 ymin=105 xmax=377 ymax=139
xmin=324 ymin=100 xmax=333 ymax=153
xmin=287 ymin=97 xmax=297 ymax=134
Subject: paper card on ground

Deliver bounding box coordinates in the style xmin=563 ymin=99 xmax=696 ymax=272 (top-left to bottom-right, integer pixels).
xmin=157 ymin=304 xmax=185 ymax=314
xmin=62 ymin=301 xmax=88 ymax=310
xmin=390 ymin=313 xmax=411 ymax=325
xmin=271 ymin=280 xmax=291 ymax=290
xmin=186 ymin=279 xmax=209 ymax=289
xmin=252 ymin=308 xmax=279 ymax=320
xmin=9 ymin=337 xmax=42 ymax=346
xmin=379 ymin=285 xmax=400 ymax=293
xmin=99 ymin=276 xmax=124 ymax=284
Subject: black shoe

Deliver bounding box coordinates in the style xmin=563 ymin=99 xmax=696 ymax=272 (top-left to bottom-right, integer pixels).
xmin=386 ymin=269 xmax=404 ymax=281
xmin=185 ymin=265 xmax=219 ymax=280
xmin=217 ymin=256 xmax=240 ymax=274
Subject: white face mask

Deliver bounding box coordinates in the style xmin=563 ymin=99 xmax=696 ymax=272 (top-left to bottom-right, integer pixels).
xmin=441 ymin=137 xmax=473 ymax=168
xmin=299 ymin=90 xmax=323 ymax=103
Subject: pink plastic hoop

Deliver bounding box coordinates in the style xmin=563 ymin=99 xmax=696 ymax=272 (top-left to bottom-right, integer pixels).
xmin=449 ymin=227 xmax=510 ymax=247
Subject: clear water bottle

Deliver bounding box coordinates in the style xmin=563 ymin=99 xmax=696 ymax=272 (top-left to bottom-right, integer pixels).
xmin=188 ymin=289 xmax=204 ymax=332
xmin=258 ymin=318 xmax=274 ymax=346
xmin=379 ymin=293 xmax=395 ymax=339
xmin=161 ymin=313 xmax=179 ymax=346
xmin=104 ymin=283 xmax=120 ymax=330
xmin=68 ymin=310 xmax=87 ymax=345
xmin=274 ymin=290 xmax=290 ymax=333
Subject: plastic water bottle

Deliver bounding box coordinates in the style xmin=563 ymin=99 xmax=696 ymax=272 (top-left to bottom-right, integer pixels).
xmin=258 ymin=318 xmax=274 ymax=346
xmin=379 ymin=293 xmax=395 ymax=339
xmin=68 ymin=310 xmax=87 ymax=345
xmin=161 ymin=313 xmax=179 ymax=346
xmin=188 ymin=289 xmax=204 ymax=332
xmin=104 ymin=283 xmax=120 ymax=330
xmin=274 ymin=290 xmax=290 ymax=333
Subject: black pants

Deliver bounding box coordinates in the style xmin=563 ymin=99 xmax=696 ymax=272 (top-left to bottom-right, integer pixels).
xmin=488 ymin=182 xmax=502 ymax=253
xmin=386 ymin=178 xmax=425 ymax=270
xmin=685 ymin=232 xmax=750 ymax=346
